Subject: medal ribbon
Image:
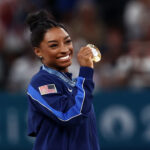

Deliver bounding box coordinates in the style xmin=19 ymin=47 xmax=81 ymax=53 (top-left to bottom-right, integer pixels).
xmin=42 ymin=65 xmax=76 ymax=87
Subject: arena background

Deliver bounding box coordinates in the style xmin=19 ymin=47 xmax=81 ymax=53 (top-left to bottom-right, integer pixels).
xmin=0 ymin=0 xmax=150 ymax=150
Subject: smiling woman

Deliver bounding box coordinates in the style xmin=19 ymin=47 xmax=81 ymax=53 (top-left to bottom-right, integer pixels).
xmin=35 ymin=27 xmax=73 ymax=72
xmin=26 ymin=10 xmax=100 ymax=150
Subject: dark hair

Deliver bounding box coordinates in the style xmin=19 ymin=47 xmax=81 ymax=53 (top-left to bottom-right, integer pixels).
xmin=26 ymin=10 xmax=66 ymax=47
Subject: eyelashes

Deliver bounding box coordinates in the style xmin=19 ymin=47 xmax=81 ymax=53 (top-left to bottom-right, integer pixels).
xmin=49 ymin=44 xmax=58 ymax=48
xmin=49 ymin=39 xmax=72 ymax=48
xmin=65 ymin=39 xmax=72 ymax=44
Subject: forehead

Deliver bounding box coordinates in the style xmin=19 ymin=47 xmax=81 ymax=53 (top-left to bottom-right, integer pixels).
xmin=43 ymin=27 xmax=69 ymax=41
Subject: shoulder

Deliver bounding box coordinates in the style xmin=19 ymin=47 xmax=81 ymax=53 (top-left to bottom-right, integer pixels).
xmin=29 ymin=69 xmax=63 ymax=91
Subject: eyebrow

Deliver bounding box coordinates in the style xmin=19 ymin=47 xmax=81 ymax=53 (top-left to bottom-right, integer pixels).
xmin=64 ymin=36 xmax=70 ymax=40
xmin=47 ymin=36 xmax=70 ymax=43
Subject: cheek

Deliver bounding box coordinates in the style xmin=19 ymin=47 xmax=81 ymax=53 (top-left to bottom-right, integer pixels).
xmin=42 ymin=50 xmax=56 ymax=62
xmin=69 ymin=45 xmax=73 ymax=54
xmin=71 ymin=48 xmax=74 ymax=57
xmin=44 ymin=53 xmax=56 ymax=66
xmin=47 ymin=52 xmax=57 ymax=60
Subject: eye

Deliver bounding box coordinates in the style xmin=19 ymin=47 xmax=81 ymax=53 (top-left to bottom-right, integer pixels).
xmin=65 ymin=39 xmax=72 ymax=44
xmin=49 ymin=44 xmax=58 ymax=48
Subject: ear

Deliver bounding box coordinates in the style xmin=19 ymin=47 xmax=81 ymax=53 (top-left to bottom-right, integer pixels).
xmin=34 ymin=47 xmax=42 ymax=58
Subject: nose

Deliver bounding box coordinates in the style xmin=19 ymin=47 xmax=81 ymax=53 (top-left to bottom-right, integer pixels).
xmin=60 ymin=44 xmax=69 ymax=54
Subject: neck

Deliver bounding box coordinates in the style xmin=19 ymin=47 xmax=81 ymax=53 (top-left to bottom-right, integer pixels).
xmin=44 ymin=64 xmax=68 ymax=73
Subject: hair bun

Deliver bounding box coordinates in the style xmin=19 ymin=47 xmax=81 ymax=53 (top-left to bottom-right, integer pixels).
xmin=26 ymin=10 xmax=52 ymax=32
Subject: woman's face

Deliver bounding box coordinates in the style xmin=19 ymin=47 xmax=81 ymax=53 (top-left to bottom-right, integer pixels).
xmin=35 ymin=27 xmax=73 ymax=72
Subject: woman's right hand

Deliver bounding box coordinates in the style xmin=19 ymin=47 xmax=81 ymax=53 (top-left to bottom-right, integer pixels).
xmin=77 ymin=46 xmax=94 ymax=68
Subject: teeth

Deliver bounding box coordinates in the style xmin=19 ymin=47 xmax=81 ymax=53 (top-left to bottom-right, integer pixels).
xmin=59 ymin=55 xmax=69 ymax=60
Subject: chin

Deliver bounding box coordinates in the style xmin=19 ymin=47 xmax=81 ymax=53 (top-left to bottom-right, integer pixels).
xmin=63 ymin=63 xmax=72 ymax=69
xmin=63 ymin=60 xmax=72 ymax=66
xmin=59 ymin=62 xmax=72 ymax=71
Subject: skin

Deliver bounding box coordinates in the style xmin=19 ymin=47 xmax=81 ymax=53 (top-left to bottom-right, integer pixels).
xmin=34 ymin=27 xmax=93 ymax=72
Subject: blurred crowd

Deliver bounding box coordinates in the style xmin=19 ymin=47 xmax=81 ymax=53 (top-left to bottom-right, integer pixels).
xmin=0 ymin=0 xmax=150 ymax=93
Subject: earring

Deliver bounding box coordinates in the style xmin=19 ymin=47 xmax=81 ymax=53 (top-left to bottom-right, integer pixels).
xmin=39 ymin=56 xmax=43 ymax=59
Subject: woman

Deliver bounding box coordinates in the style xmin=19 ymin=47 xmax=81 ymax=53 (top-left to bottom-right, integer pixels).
xmin=26 ymin=10 xmax=100 ymax=150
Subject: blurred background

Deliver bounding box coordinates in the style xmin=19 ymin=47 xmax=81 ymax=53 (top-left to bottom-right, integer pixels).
xmin=0 ymin=0 xmax=150 ymax=149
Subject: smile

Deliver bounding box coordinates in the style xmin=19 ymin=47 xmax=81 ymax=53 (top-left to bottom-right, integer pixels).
xmin=58 ymin=55 xmax=70 ymax=60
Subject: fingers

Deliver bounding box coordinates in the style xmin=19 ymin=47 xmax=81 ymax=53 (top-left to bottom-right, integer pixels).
xmin=77 ymin=45 xmax=94 ymax=68
xmin=79 ymin=46 xmax=93 ymax=57
xmin=80 ymin=46 xmax=91 ymax=52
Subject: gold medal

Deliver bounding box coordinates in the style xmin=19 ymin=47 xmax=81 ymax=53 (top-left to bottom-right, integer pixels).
xmin=87 ymin=44 xmax=101 ymax=62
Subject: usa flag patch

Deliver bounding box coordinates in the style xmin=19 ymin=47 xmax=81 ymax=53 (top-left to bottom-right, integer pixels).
xmin=39 ymin=84 xmax=57 ymax=95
